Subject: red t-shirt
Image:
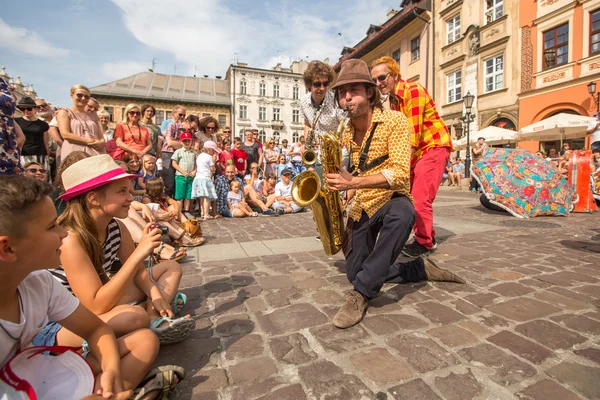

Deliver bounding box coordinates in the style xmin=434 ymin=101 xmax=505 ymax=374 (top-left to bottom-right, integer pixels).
xmin=230 ymin=149 xmax=248 ymax=173
xmin=218 ymin=151 xmax=233 ymax=174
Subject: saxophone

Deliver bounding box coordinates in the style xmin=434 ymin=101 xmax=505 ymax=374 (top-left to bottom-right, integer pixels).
xmin=302 ymin=106 xmax=323 ymax=166
xmin=291 ymin=117 xmax=347 ymax=255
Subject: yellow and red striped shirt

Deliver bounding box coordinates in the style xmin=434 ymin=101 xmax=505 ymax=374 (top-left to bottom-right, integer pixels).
xmin=390 ymin=80 xmax=453 ymax=163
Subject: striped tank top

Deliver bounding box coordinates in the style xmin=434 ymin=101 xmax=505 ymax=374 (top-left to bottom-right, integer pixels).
xmin=49 ymin=219 xmax=121 ymax=292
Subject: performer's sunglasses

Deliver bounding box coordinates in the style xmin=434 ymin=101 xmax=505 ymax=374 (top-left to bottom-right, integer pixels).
xmin=312 ymin=81 xmax=330 ymax=88
xmin=372 ymin=73 xmax=390 ymax=83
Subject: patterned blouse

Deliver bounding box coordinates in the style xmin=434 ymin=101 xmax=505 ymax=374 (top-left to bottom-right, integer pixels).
xmin=300 ymin=91 xmax=346 ymax=134
xmin=343 ymin=107 xmax=413 ymax=221
xmin=0 ymin=76 xmax=21 ymax=174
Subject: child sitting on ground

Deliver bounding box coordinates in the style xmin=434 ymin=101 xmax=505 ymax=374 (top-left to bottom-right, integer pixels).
xmin=137 ymin=154 xmax=157 ymax=191
xmin=47 ymin=154 xmax=195 ymax=349
xmin=143 ymin=177 xmax=204 ymax=246
xmin=0 ymin=175 xmax=176 ymax=399
xmin=227 ymin=180 xmax=257 ymax=217
xmin=273 ymin=168 xmax=304 ymax=214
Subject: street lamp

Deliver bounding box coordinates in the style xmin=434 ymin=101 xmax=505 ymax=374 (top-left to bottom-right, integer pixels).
xmin=587 ymin=81 xmax=599 ymax=114
xmin=461 ymin=91 xmax=476 ymax=179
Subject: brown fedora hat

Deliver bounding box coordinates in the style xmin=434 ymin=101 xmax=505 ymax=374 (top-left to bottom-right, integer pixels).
xmin=332 ymin=59 xmax=375 ymax=90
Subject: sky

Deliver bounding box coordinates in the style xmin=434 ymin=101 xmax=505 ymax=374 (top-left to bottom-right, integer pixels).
xmin=0 ymin=0 xmax=396 ymax=107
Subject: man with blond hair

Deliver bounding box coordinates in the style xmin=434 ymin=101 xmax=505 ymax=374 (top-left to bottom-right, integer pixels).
xmin=370 ymin=56 xmax=453 ymax=258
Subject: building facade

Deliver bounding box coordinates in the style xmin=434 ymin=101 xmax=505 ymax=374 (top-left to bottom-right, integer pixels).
xmin=0 ymin=66 xmax=40 ymax=118
xmin=434 ymin=0 xmax=520 ymax=144
xmin=226 ymin=61 xmax=309 ymax=144
xmin=518 ymin=0 xmax=600 ymax=153
xmin=90 ymin=71 xmax=231 ymax=130
xmin=334 ymin=0 xmax=433 ymax=89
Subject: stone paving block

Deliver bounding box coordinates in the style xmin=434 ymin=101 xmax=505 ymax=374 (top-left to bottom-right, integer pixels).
xmin=574 ymin=285 xmax=600 ymax=299
xmin=231 ymin=377 xmax=285 ymax=400
xmin=388 ymin=378 xmax=442 ymax=400
xmin=225 ymin=334 xmax=264 ymax=360
xmin=427 ymin=324 xmax=479 ymax=348
xmin=245 ymin=297 xmax=268 ymax=312
xmin=515 ymin=320 xmax=587 ymax=350
xmin=457 ymin=321 xmax=496 ymax=338
xmin=386 ymin=333 xmax=459 ymax=373
xmin=464 ymin=293 xmax=498 ymax=307
xmin=190 ymin=391 xmax=219 ymax=400
xmin=434 ymin=369 xmax=484 ymax=400
xmin=415 ymin=301 xmax=466 ymax=325
xmin=349 ymin=348 xmax=412 ymax=384
xmin=486 ymin=298 xmax=561 ymax=321
xmin=490 ymin=282 xmax=534 ymax=297
xmin=487 ymin=330 xmax=554 ymax=364
xmin=269 ymin=333 xmax=317 ymax=365
xmin=489 ymin=271 xmax=525 ymax=281
xmin=298 ymin=360 xmax=374 ymax=399
xmin=534 ymin=291 xmax=591 ymax=311
xmin=362 ymin=315 xmax=401 ymax=336
xmin=295 ymin=277 xmax=328 ymax=291
xmin=229 ymin=357 xmax=278 ymax=384
xmin=516 ymin=379 xmax=581 ymax=400
xmin=310 ymin=323 xmax=374 ymax=353
xmin=458 ymin=343 xmax=536 ymax=386
xmin=537 ymin=271 xmax=599 ymax=286
xmin=190 ymin=368 xmax=228 ymax=393
xmin=255 ymin=275 xmax=295 ymax=290
xmin=311 ymin=290 xmax=343 ymax=304
xmin=452 ymin=299 xmax=481 ymax=315
xmin=548 ymin=286 xmax=597 ymax=304
xmin=546 ymin=361 xmax=600 ymax=399
xmin=551 ymin=314 xmax=600 ymax=335
xmin=384 ymin=313 xmax=430 ymax=331
xmin=214 ymin=314 xmax=254 ymax=337
xmin=478 ymin=314 xmax=511 ymax=329
xmin=574 ymin=348 xmax=600 ymax=365
xmin=255 ymin=384 xmax=307 ymax=400
xmin=519 ymin=278 xmax=552 ymax=289
xmin=256 ymin=303 xmax=328 ymax=335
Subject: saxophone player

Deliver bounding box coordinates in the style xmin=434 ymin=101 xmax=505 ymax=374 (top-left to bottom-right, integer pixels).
xmin=325 ymin=59 xmax=464 ymax=329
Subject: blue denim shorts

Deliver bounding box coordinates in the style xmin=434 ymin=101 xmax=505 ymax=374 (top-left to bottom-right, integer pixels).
xmin=32 ymin=321 xmax=62 ymax=346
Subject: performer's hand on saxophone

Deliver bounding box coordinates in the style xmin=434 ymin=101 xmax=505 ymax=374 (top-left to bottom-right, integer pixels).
xmin=325 ymin=168 xmax=355 ymax=191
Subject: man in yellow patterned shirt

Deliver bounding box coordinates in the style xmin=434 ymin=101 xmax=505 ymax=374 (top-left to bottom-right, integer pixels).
xmin=325 ymin=60 xmax=464 ymax=329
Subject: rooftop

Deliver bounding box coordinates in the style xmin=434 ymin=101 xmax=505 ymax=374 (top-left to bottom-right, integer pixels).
xmin=90 ymin=71 xmax=231 ymax=106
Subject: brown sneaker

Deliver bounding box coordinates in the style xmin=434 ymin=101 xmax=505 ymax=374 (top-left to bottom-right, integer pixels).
xmin=332 ymin=290 xmax=368 ymax=329
xmin=423 ymin=257 xmax=466 ymax=284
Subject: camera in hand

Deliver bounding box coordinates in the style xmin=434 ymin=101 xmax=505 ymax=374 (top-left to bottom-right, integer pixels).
xmin=150 ymin=224 xmax=169 ymax=234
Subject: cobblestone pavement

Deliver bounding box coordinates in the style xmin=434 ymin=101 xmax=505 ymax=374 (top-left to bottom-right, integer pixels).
xmin=156 ymin=188 xmax=600 ymax=400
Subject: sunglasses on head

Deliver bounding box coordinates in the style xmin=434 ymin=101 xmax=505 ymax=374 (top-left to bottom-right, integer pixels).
xmin=75 ymin=93 xmax=90 ymax=100
xmin=312 ymin=81 xmax=329 ymax=88
xmin=128 ymin=111 xmax=141 ymax=116
xmin=20 ymin=107 xmax=34 ymax=111
xmin=26 ymin=168 xmax=47 ymax=174
xmin=372 ymin=73 xmax=390 ymax=83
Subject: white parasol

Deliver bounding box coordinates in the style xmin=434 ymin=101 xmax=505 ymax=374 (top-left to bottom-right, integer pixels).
xmin=519 ymin=113 xmax=596 ymax=144
xmin=454 ymin=126 xmax=518 ymax=151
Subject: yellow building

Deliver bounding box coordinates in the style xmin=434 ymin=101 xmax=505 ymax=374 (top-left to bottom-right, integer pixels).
xmin=90 ymin=71 xmax=231 ymax=130
xmin=334 ymin=0 xmax=433 ymax=88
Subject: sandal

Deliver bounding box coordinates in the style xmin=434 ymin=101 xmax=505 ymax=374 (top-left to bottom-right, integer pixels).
xmin=174 ymin=232 xmax=205 ymax=247
xmin=171 ymin=292 xmax=187 ymax=315
xmin=150 ymin=316 xmax=195 ymax=345
xmin=133 ymin=365 xmax=185 ymax=400
xmin=152 ymin=243 xmax=187 ymax=263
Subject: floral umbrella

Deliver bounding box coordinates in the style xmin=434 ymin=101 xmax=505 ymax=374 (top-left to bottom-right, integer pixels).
xmin=472 ymin=148 xmax=576 ymax=218
xmin=592 ymin=170 xmax=600 ymax=202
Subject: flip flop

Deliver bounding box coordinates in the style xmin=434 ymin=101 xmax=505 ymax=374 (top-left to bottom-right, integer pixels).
xmin=170 ymin=292 xmax=187 ymax=315
xmin=150 ymin=316 xmax=194 ymax=345
xmin=133 ymin=365 xmax=185 ymax=400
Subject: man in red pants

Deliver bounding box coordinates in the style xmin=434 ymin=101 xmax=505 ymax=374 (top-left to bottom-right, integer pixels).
xmin=371 ymin=56 xmax=453 ymax=257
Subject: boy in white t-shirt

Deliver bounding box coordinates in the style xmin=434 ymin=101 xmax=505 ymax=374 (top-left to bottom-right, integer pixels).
xmin=0 ymin=176 xmax=159 ymax=398
xmin=272 ymin=168 xmax=304 ymax=214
